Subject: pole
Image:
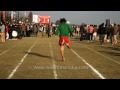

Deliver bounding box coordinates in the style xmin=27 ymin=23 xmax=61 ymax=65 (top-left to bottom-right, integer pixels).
xmin=18 ymin=11 xmax=19 ymax=24
xmin=0 ymin=11 xmax=1 ymax=22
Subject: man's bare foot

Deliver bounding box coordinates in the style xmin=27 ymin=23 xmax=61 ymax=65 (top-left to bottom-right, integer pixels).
xmin=62 ymin=57 xmax=65 ymax=61
xmin=66 ymin=45 xmax=71 ymax=49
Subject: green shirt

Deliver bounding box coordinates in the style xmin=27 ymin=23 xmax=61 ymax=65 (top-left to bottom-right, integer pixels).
xmin=55 ymin=22 xmax=72 ymax=37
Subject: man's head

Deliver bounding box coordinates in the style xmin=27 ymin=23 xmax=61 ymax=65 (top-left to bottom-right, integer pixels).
xmin=60 ymin=18 xmax=66 ymax=23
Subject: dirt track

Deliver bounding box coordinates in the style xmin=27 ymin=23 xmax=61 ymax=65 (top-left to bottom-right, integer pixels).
xmin=0 ymin=33 xmax=120 ymax=79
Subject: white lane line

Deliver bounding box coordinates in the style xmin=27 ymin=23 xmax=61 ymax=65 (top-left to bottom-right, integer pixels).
xmin=77 ymin=43 xmax=120 ymax=65
xmin=7 ymin=39 xmax=39 ymax=79
xmin=49 ymin=41 xmax=57 ymax=79
xmin=70 ymin=49 xmax=106 ymax=79
xmin=94 ymin=45 xmax=120 ymax=54
xmin=56 ymin=37 xmax=105 ymax=79
xmin=0 ymin=45 xmax=17 ymax=56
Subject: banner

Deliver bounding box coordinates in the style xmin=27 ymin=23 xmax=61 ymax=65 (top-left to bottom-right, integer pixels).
xmin=33 ymin=14 xmax=39 ymax=23
xmin=39 ymin=16 xmax=51 ymax=24
xmin=32 ymin=15 xmax=51 ymax=24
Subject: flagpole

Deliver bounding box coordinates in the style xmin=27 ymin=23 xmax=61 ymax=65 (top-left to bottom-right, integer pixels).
xmin=24 ymin=11 xmax=26 ymax=17
xmin=18 ymin=11 xmax=19 ymax=24
xmin=0 ymin=11 xmax=1 ymax=22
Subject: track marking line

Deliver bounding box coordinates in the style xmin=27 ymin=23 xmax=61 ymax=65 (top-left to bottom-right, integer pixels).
xmin=76 ymin=43 xmax=120 ymax=65
xmin=7 ymin=39 xmax=39 ymax=79
xmin=49 ymin=41 xmax=57 ymax=79
xmin=56 ymin=37 xmax=105 ymax=79
xmin=70 ymin=48 xmax=106 ymax=79
xmin=0 ymin=45 xmax=17 ymax=56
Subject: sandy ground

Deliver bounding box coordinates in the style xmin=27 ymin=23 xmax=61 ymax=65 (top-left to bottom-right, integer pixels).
xmin=0 ymin=33 xmax=120 ymax=79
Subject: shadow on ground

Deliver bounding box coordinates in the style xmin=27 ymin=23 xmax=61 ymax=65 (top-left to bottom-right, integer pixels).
xmin=99 ymin=51 xmax=120 ymax=56
xmin=95 ymin=45 xmax=120 ymax=52
xmin=24 ymin=52 xmax=62 ymax=61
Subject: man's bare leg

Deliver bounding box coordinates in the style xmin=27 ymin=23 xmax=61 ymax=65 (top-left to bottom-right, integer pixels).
xmin=60 ymin=46 xmax=65 ymax=61
xmin=66 ymin=43 xmax=71 ymax=49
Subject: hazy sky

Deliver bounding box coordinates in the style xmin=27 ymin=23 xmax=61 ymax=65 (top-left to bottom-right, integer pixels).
xmin=23 ymin=11 xmax=120 ymax=25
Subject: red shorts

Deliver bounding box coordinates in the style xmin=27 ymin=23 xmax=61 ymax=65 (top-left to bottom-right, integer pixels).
xmin=59 ymin=36 xmax=70 ymax=46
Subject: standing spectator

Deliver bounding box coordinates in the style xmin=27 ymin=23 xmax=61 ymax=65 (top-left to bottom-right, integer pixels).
xmin=109 ymin=24 xmax=114 ymax=44
xmin=33 ymin=24 xmax=38 ymax=37
xmin=0 ymin=22 xmax=5 ymax=42
xmin=80 ymin=24 xmax=85 ymax=41
xmin=118 ymin=24 xmax=120 ymax=38
xmin=29 ymin=24 xmax=33 ymax=37
xmin=112 ymin=23 xmax=119 ymax=46
xmin=6 ymin=25 xmax=10 ymax=39
xmin=26 ymin=24 xmax=30 ymax=37
xmin=84 ymin=24 xmax=89 ymax=40
xmin=47 ymin=24 xmax=51 ymax=38
xmin=76 ymin=26 xmax=80 ymax=36
xmin=21 ymin=24 xmax=26 ymax=37
xmin=97 ymin=23 xmax=106 ymax=45
xmin=52 ymin=26 xmax=56 ymax=36
xmin=41 ymin=25 xmax=45 ymax=37
xmin=93 ymin=25 xmax=98 ymax=41
xmin=88 ymin=25 xmax=94 ymax=42
xmin=46 ymin=24 xmax=51 ymax=38
xmin=8 ymin=24 xmax=13 ymax=39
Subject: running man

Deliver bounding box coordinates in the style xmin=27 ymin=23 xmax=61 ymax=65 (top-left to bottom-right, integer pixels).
xmin=55 ymin=18 xmax=73 ymax=61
